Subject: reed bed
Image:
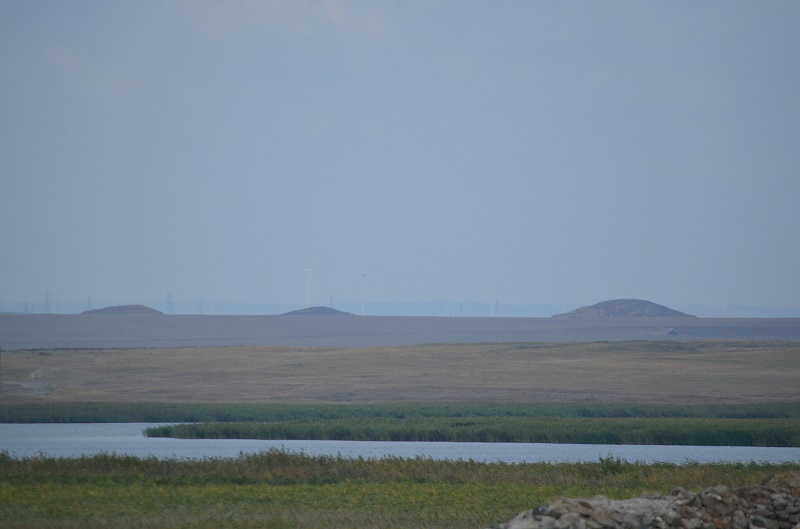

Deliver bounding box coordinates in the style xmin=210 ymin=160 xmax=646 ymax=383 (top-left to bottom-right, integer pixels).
xmin=144 ymin=416 xmax=800 ymax=446
xmin=133 ymin=403 xmax=800 ymax=447
xmin=2 ymin=450 xmax=797 ymax=529
xmin=5 ymin=402 xmax=798 ymax=446
xmin=3 ymin=401 xmax=799 ymax=423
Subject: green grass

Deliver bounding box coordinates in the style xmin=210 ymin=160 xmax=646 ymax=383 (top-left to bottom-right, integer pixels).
xmin=3 ymin=402 xmax=800 ymax=423
xmin=1 ymin=450 xmax=797 ymax=529
xmin=144 ymin=416 xmax=800 ymax=446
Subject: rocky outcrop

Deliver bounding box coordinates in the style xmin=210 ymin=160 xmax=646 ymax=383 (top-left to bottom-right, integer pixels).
xmin=485 ymin=472 xmax=800 ymax=529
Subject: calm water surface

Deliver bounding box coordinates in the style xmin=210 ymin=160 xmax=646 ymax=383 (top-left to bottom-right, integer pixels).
xmin=1 ymin=423 xmax=798 ymax=464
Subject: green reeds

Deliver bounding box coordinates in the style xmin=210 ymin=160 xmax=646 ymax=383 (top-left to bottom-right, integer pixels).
xmin=144 ymin=416 xmax=800 ymax=446
xmin=3 ymin=402 xmax=800 ymax=423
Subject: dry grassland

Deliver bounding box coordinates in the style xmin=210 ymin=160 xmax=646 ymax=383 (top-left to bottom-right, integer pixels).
xmin=1 ymin=341 xmax=798 ymax=405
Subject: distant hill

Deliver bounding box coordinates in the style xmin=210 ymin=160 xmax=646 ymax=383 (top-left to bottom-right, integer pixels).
xmin=282 ymin=306 xmax=353 ymax=316
xmin=82 ymin=304 xmax=164 ymax=315
xmin=553 ymin=299 xmax=694 ymax=318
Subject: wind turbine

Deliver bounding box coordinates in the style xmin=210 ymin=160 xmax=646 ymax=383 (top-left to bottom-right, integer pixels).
xmin=489 ymin=276 xmax=495 ymax=317
xmin=361 ymin=271 xmax=366 ymax=316
xmin=303 ymin=268 xmax=312 ymax=308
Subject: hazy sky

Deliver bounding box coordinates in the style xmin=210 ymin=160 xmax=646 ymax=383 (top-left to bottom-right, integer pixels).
xmin=2 ymin=1 xmax=799 ymax=314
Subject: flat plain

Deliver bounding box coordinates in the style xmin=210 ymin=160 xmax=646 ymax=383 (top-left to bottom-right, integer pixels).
xmin=2 ymin=340 xmax=797 ymax=405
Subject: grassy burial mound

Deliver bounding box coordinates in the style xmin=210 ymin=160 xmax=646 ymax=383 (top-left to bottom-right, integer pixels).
xmin=553 ymin=299 xmax=694 ymax=318
xmin=81 ymin=304 xmax=163 ymax=315
xmin=282 ymin=306 xmax=353 ymax=315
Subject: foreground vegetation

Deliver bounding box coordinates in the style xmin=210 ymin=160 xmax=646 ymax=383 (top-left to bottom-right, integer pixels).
xmin=1 ymin=450 xmax=797 ymax=529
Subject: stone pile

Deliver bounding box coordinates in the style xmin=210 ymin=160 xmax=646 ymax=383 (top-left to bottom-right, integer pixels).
xmin=485 ymin=472 xmax=800 ymax=529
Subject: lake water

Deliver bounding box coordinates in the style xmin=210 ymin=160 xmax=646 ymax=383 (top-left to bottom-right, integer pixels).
xmin=1 ymin=423 xmax=798 ymax=464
